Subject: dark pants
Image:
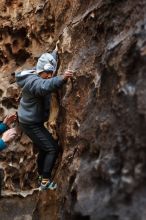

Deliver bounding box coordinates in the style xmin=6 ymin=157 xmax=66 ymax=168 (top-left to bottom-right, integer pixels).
xmin=19 ymin=122 xmax=59 ymax=179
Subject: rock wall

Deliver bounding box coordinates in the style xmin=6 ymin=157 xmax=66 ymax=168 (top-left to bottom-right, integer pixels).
xmin=0 ymin=0 xmax=146 ymax=219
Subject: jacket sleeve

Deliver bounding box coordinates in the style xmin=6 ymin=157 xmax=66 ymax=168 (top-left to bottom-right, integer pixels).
xmin=0 ymin=123 xmax=7 ymax=134
xmin=0 ymin=139 xmax=7 ymax=151
xmin=24 ymin=76 xmax=65 ymax=96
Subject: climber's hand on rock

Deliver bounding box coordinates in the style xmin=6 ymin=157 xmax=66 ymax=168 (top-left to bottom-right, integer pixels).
xmin=62 ymin=70 xmax=74 ymax=81
xmin=2 ymin=128 xmax=17 ymax=143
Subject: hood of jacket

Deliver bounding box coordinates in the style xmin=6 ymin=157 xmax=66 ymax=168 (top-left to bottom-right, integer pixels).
xmin=15 ymin=69 xmax=37 ymax=88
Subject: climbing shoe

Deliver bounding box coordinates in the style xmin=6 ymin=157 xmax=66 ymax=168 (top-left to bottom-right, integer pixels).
xmin=39 ymin=181 xmax=57 ymax=191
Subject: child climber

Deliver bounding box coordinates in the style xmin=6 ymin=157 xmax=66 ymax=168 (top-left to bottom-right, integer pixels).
xmin=15 ymin=48 xmax=73 ymax=190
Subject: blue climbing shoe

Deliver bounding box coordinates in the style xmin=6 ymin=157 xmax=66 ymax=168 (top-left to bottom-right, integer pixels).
xmin=39 ymin=181 xmax=57 ymax=191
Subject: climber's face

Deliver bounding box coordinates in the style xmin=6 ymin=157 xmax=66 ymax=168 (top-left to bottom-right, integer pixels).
xmin=47 ymin=71 xmax=53 ymax=79
xmin=39 ymin=71 xmax=53 ymax=79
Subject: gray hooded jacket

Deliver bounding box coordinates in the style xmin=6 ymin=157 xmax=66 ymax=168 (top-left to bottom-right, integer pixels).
xmin=15 ymin=70 xmax=64 ymax=124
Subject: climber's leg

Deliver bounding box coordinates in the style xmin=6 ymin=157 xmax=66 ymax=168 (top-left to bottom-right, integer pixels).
xmin=19 ymin=122 xmax=59 ymax=190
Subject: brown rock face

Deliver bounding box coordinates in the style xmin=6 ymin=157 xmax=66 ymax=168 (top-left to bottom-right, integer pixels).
xmin=0 ymin=0 xmax=146 ymax=219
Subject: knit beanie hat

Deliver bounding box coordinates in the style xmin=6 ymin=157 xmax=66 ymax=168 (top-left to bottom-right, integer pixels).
xmin=36 ymin=53 xmax=57 ymax=74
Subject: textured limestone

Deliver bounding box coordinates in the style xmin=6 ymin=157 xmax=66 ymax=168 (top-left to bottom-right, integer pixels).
xmin=0 ymin=0 xmax=146 ymax=220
